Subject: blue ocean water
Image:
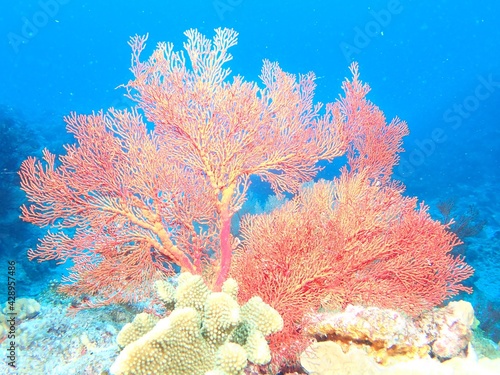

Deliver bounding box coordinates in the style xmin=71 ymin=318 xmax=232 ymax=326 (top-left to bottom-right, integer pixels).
xmin=0 ymin=0 xmax=499 ymax=352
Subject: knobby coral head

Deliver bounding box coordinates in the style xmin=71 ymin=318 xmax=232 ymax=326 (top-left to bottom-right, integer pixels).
xmin=19 ymin=28 xmax=350 ymax=308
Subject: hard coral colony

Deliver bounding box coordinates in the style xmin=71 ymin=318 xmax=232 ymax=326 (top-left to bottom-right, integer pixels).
xmin=19 ymin=28 xmax=474 ymax=373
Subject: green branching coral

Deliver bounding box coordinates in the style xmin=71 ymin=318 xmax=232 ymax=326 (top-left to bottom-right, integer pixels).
xmin=110 ymin=272 xmax=283 ymax=375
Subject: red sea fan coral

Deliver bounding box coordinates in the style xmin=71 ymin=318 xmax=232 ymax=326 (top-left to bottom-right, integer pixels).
xmin=18 ymin=28 xmax=346 ymax=307
xmin=231 ymin=66 xmax=473 ymax=368
xmin=232 ymin=173 xmax=473 ymax=367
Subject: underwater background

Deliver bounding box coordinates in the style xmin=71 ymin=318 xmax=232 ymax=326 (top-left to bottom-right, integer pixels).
xmin=0 ymin=0 xmax=499 ymax=372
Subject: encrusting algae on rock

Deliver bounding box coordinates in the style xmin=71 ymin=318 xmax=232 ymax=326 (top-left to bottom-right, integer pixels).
xmin=301 ymin=300 xmax=500 ymax=375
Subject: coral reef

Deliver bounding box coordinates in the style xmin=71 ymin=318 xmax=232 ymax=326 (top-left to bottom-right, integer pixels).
xmin=2 ymin=298 xmax=41 ymax=320
xmin=418 ymin=300 xmax=474 ymax=360
xmin=300 ymin=340 xmax=500 ymax=375
xmin=0 ymin=297 xmax=41 ymax=342
xmin=116 ymin=313 xmax=159 ymax=348
xmin=305 ymin=301 xmax=476 ymax=364
xmin=232 ymin=173 xmax=473 ymax=368
xmin=0 ymin=295 xmax=120 ymax=374
xmin=110 ymin=272 xmax=283 ymax=375
xmin=305 ymin=304 xmax=429 ymax=365
xmin=301 ymin=300 xmax=500 ymax=374
xmin=19 ymin=28 xmax=347 ymax=307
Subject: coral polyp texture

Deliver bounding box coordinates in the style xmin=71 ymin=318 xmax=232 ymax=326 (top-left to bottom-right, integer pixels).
xmin=116 ymin=312 xmax=159 ymax=348
xmin=110 ymin=272 xmax=283 ymax=375
xmin=302 ymin=300 xmax=494 ymax=374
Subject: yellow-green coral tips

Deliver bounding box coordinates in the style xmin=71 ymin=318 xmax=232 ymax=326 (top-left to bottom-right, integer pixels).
xmin=111 ymin=273 xmax=283 ymax=375
xmin=204 ymin=292 xmax=240 ymax=345
xmin=240 ymin=296 xmax=284 ymax=336
xmin=175 ymin=273 xmax=210 ymax=312
xmin=215 ymin=342 xmax=248 ymax=375
xmin=244 ymin=330 xmax=271 ymax=365
xmin=221 ymin=278 xmax=239 ymax=299
xmin=116 ymin=312 xmax=159 ymax=348
xmin=155 ymin=279 xmax=176 ymax=309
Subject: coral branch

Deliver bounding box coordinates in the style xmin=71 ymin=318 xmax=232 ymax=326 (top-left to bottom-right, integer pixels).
xmin=19 ymin=28 xmax=345 ymax=304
